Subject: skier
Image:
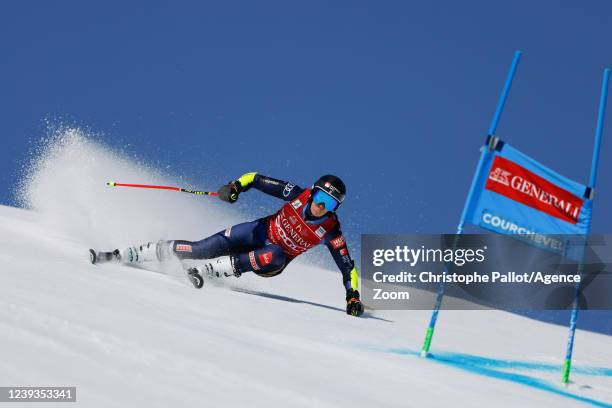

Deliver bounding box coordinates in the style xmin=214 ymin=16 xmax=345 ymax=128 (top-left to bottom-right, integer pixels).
xmin=91 ymin=173 xmax=364 ymax=317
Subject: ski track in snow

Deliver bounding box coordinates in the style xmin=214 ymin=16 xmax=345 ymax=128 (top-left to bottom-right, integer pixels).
xmin=0 ymin=128 xmax=611 ymax=407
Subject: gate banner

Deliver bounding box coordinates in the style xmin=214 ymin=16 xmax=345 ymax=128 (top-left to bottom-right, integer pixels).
xmin=464 ymin=142 xmax=592 ymax=250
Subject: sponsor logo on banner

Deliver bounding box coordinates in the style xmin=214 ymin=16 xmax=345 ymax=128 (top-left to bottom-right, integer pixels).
xmin=488 ymin=167 xmax=511 ymax=186
xmin=485 ymin=156 xmax=583 ymax=224
xmin=291 ymin=200 xmax=302 ymax=209
xmin=175 ymin=244 xmax=192 ymax=252
xmin=258 ymin=251 xmax=273 ymax=266
xmin=330 ymin=235 xmax=346 ymax=249
xmin=249 ymin=251 xmax=260 ymax=270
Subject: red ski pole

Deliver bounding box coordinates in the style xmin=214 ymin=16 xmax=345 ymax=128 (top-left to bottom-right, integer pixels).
xmin=106 ymin=181 xmax=219 ymax=197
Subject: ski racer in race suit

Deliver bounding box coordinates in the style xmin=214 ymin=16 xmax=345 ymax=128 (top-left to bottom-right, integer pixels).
xmin=148 ymin=173 xmax=363 ymax=317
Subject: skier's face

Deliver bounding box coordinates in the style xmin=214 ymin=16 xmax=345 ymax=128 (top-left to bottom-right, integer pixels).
xmin=310 ymin=199 xmax=328 ymax=217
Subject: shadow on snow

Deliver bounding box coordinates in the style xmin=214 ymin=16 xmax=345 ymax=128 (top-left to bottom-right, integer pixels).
xmin=231 ymin=288 xmax=393 ymax=322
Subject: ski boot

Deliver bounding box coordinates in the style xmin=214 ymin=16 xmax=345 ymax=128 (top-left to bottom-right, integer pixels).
xmin=90 ymin=241 xmax=174 ymax=265
xmin=186 ymin=256 xmax=240 ymax=289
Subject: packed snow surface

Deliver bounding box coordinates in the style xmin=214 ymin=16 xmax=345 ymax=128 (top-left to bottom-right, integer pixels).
xmin=1 ymin=129 xmax=611 ymax=407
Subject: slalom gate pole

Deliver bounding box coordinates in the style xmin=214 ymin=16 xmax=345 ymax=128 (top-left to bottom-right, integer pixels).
xmin=420 ymin=51 xmax=522 ymax=357
xmin=106 ymin=181 xmax=219 ymax=197
xmin=562 ymin=68 xmax=610 ymax=385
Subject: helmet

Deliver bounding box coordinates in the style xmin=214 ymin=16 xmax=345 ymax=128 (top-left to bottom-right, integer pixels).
xmin=313 ymin=175 xmax=346 ymax=209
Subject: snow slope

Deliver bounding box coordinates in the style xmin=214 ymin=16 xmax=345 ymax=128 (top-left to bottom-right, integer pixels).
xmin=1 ymin=129 xmax=611 ymax=407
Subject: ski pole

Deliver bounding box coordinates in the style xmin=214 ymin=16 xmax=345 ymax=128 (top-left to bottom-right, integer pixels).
xmin=106 ymin=181 xmax=219 ymax=196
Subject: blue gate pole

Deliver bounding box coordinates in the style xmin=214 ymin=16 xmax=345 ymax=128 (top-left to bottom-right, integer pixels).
xmin=488 ymin=51 xmax=523 ymax=136
xmin=420 ymin=51 xmax=522 ymax=357
xmin=588 ymin=68 xmax=610 ymax=188
xmin=562 ymin=68 xmax=610 ymax=384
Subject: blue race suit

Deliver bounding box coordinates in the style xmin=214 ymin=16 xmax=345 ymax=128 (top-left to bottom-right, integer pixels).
xmin=171 ymin=174 xmax=357 ymax=291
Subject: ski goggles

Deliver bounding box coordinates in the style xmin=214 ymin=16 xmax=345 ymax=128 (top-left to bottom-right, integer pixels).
xmin=312 ymin=189 xmax=340 ymax=211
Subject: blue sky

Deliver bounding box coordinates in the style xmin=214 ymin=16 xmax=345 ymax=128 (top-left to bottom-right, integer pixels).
xmin=2 ymin=0 xmax=611 ymax=236
xmin=1 ymin=2 xmax=612 ymax=330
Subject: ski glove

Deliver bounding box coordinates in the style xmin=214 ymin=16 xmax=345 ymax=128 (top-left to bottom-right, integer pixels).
xmin=218 ymin=182 xmax=241 ymax=203
xmin=218 ymin=173 xmax=257 ymax=204
xmin=346 ymin=289 xmax=364 ymax=317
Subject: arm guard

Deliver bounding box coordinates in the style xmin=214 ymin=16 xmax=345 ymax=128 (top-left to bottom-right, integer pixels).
xmin=325 ymin=226 xmax=359 ymax=291
xmin=236 ymin=172 xmax=257 ymax=191
xmin=235 ymin=173 xmax=303 ymax=201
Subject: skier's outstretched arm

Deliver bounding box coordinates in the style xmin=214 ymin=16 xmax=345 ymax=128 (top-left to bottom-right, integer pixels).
xmin=324 ymin=226 xmax=364 ymax=317
xmin=218 ymin=172 xmax=303 ymax=203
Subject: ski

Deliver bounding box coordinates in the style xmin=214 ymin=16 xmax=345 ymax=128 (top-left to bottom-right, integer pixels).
xmin=186 ymin=267 xmax=204 ymax=289
xmin=89 ymin=248 xmax=120 ymax=264
xmin=90 ymin=248 xmax=205 ymax=289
